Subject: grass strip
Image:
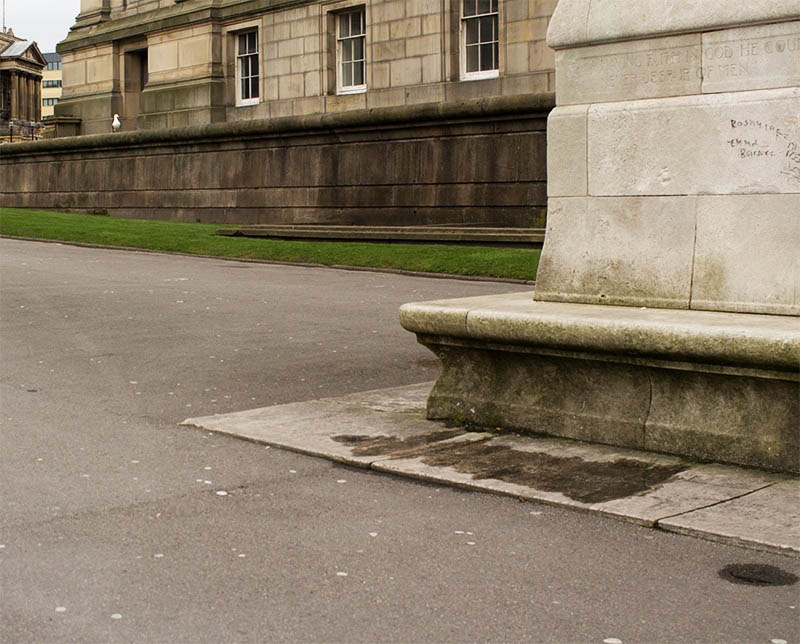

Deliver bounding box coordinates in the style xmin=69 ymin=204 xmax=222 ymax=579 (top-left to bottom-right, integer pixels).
xmin=0 ymin=208 xmax=540 ymax=280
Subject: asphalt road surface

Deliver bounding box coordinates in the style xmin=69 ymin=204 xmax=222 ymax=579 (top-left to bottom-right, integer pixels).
xmin=1 ymin=238 xmax=798 ymax=644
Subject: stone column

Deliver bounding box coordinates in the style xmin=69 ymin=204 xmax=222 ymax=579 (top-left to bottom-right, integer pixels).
xmin=17 ymin=73 xmax=24 ymax=119
xmin=34 ymin=79 xmax=41 ymax=122
xmin=22 ymin=75 xmax=28 ymax=121
xmin=17 ymin=74 xmax=24 ymax=120
xmin=27 ymin=75 xmax=35 ymax=122
xmin=17 ymin=74 xmax=25 ymax=120
xmin=9 ymin=72 xmax=18 ymax=120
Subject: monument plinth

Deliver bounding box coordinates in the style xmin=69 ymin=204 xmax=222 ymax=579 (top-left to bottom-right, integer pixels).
xmin=400 ymin=1 xmax=800 ymax=473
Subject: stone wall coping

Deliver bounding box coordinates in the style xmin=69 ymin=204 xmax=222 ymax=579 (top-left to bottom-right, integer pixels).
xmin=0 ymin=92 xmax=554 ymax=158
xmin=547 ymin=0 xmax=800 ymax=49
xmin=399 ymin=292 xmax=800 ymax=371
xmin=42 ymin=115 xmax=82 ymax=124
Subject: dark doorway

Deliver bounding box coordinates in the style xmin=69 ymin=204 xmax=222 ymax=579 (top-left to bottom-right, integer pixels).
xmin=123 ymin=48 xmax=148 ymax=130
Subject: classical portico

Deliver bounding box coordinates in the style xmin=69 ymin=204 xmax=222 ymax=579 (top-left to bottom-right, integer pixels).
xmin=0 ymin=29 xmax=46 ymax=124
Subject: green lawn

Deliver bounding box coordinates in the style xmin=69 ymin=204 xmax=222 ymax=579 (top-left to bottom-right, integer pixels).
xmin=0 ymin=208 xmax=540 ymax=281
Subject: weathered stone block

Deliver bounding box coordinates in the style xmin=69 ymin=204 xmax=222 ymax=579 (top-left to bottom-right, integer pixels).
xmin=535 ymin=197 xmax=697 ymax=308
xmin=546 ymin=105 xmax=587 ymax=197
xmin=390 ymin=58 xmax=422 ymax=87
xmin=645 ymin=369 xmax=799 ymax=473
xmin=587 ymin=88 xmax=800 ymax=197
xmin=179 ymin=36 xmax=211 ymax=68
xmin=149 ymin=42 xmax=179 ymax=72
xmin=701 ymin=20 xmax=800 ymax=94
xmin=555 ymin=34 xmax=702 ymax=105
xmin=691 ymin=194 xmax=800 ymax=316
xmin=86 ymin=54 xmax=114 ymax=83
xmin=279 ymin=74 xmax=305 ymax=99
xmin=505 ymin=42 xmax=530 ymax=75
xmin=390 ymin=17 xmax=421 ymax=40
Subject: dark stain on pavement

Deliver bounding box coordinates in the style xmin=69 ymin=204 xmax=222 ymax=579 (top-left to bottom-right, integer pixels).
xmin=334 ymin=430 xmax=466 ymax=458
xmin=718 ymin=563 xmax=798 ymax=586
xmin=332 ymin=431 xmax=687 ymax=504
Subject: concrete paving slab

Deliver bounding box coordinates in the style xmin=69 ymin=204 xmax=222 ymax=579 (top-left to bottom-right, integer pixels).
xmin=372 ymin=435 xmax=787 ymax=528
xmin=659 ymin=479 xmax=800 ymax=557
xmin=181 ymin=383 xmax=491 ymax=467
xmin=595 ymin=463 xmax=784 ymax=525
xmin=182 ymin=383 xmax=799 ymax=556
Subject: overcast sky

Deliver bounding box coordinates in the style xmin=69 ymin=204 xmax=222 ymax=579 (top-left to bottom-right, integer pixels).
xmin=4 ymin=0 xmax=81 ymax=53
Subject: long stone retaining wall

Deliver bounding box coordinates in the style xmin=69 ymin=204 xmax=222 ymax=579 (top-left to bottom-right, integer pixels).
xmin=0 ymin=94 xmax=553 ymax=227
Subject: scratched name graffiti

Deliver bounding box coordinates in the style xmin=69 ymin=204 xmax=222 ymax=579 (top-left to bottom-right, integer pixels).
xmin=727 ymin=118 xmax=800 ymax=183
xmin=783 ymin=142 xmax=800 ymax=183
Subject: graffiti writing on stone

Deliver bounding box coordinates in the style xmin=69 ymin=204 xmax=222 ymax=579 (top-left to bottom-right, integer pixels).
xmin=726 ymin=118 xmax=800 ymax=184
xmin=783 ymin=141 xmax=800 ymax=183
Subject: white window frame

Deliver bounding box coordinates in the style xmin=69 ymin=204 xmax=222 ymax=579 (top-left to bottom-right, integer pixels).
xmin=236 ymin=29 xmax=260 ymax=107
xmin=461 ymin=0 xmax=500 ymax=81
xmin=336 ymin=7 xmax=366 ymax=95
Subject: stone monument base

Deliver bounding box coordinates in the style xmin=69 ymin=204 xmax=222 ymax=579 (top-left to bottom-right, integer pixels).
xmin=400 ymin=293 xmax=799 ymax=474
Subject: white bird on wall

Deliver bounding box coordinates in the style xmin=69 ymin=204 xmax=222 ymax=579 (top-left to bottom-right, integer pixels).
xmin=112 ymin=114 xmax=121 ymax=132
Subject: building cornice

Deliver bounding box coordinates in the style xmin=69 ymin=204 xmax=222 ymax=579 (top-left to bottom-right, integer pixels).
xmin=57 ymin=0 xmax=314 ymax=53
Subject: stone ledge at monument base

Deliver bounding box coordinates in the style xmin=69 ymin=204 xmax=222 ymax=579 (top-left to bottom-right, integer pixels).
xmin=0 ymin=94 xmax=552 ymax=227
xmin=400 ymin=293 xmax=800 ymax=474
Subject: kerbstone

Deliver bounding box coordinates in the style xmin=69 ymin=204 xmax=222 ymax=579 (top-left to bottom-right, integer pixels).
xmin=659 ymin=479 xmax=800 ymax=556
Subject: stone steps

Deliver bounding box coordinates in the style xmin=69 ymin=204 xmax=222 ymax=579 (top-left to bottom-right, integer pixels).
xmin=216 ymin=224 xmax=546 ymax=247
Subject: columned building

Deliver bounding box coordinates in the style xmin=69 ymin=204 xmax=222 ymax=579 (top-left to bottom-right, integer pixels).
xmin=0 ymin=28 xmax=46 ymax=124
xmin=54 ymin=0 xmax=557 ymax=136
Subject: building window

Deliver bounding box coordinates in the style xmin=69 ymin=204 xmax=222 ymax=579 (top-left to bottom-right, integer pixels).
xmin=462 ymin=0 xmax=499 ymax=79
xmin=45 ymin=61 xmax=62 ymax=71
xmin=43 ymin=80 xmax=63 ymax=88
xmin=236 ymin=30 xmax=259 ymax=106
xmin=337 ymin=8 xmax=366 ymax=94
xmin=43 ymin=98 xmax=60 ymax=106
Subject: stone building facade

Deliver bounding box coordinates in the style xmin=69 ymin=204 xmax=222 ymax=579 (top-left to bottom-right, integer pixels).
xmin=0 ymin=29 xmax=46 ymax=124
xmin=55 ymin=0 xmax=557 ymax=135
xmin=42 ymin=53 xmax=63 ymax=119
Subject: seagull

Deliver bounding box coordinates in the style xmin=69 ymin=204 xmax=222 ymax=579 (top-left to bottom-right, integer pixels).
xmin=112 ymin=114 xmax=121 ymax=132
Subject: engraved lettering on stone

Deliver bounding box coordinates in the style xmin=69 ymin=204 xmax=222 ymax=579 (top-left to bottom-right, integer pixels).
xmin=583 ymin=46 xmax=701 ymax=87
xmin=704 ymin=33 xmax=800 ymax=81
